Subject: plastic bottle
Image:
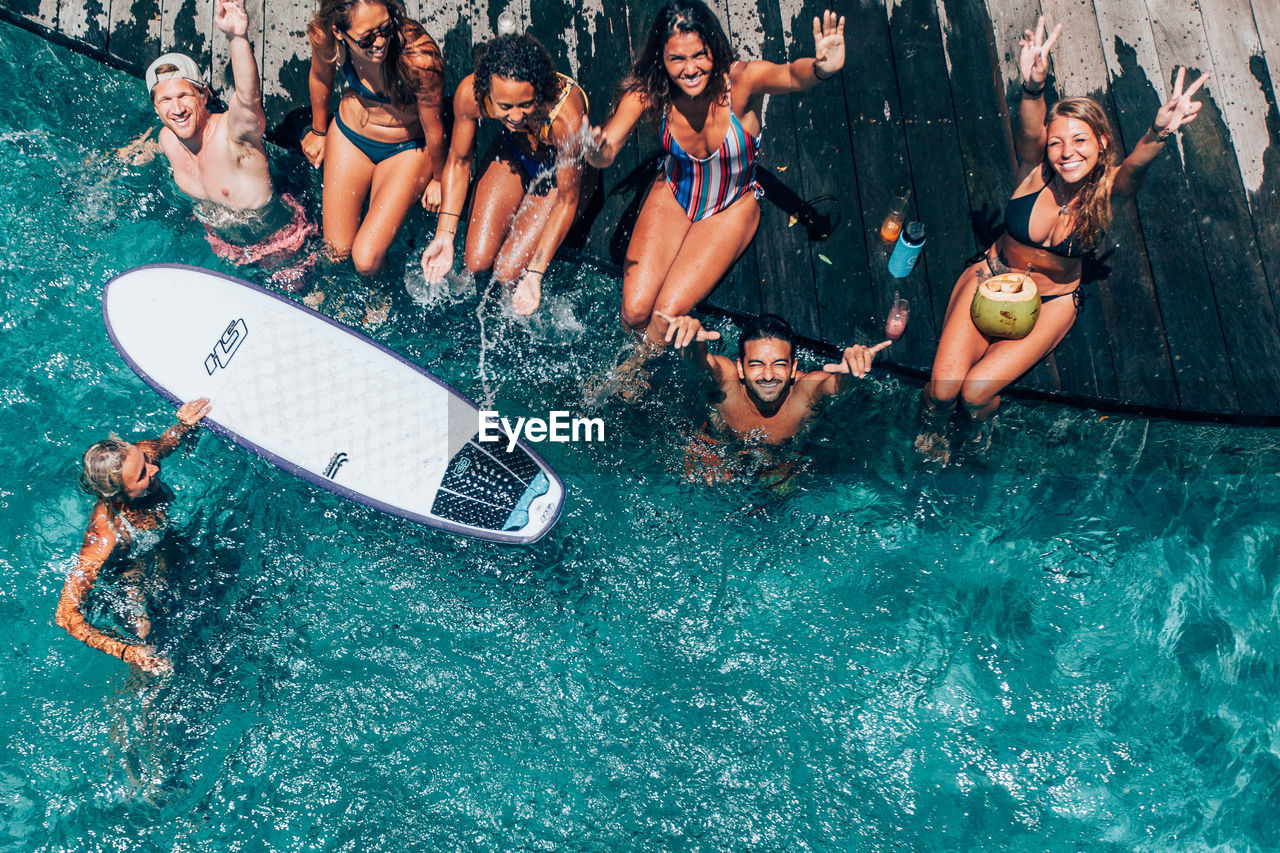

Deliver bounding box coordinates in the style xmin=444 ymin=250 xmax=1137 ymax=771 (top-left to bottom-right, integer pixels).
xmin=879 ymin=191 xmax=909 ymax=242
xmin=888 ymin=221 xmax=925 ymax=278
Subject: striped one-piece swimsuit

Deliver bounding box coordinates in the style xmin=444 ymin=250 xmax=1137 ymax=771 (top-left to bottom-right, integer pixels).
xmin=661 ymin=92 xmax=763 ymax=222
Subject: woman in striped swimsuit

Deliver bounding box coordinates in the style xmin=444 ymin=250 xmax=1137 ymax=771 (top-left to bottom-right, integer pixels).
xmin=586 ymin=0 xmax=845 ymax=348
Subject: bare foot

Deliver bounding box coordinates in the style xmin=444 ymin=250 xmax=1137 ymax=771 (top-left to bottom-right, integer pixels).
xmin=914 ymin=431 xmax=951 ymax=465
xmin=363 ymin=299 xmax=390 ymax=328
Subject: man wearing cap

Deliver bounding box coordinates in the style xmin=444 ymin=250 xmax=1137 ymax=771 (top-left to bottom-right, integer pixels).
xmin=145 ymin=0 xmax=312 ymax=279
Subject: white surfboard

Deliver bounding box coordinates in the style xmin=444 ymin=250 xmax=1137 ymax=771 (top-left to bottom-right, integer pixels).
xmin=103 ymin=264 xmax=563 ymax=544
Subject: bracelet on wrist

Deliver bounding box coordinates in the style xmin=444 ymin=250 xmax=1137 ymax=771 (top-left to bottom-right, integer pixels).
xmin=1022 ymin=82 xmax=1046 ymax=98
xmin=306 ymin=127 xmax=327 ymax=138
xmin=1149 ymin=124 xmax=1171 ymax=140
xmin=812 ymin=59 xmax=836 ymax=82
xmin=527 ymin=269 xmax=546 ymax=277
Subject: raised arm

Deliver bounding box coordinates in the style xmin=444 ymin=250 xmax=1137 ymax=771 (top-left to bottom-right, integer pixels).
xmin=216 ymin=0 xmax=267 ymax=145
xmin=420 ymin=76 xmax=481 ymax=284
xmin=54 ymin=512 xmax=169 ymax=674
xmin=1113 ymin=66 xmax=1209 ymax=197
xmin=1015 ymin=17 xmax=1060 ymax=172
xmin=735 ymin=11 xmax=845 ymax=96
xmin=585 ymin=90 xmax=646 ymax=169
xmin=143 ymin=398 xmax=210 ymax=459
xmin=303 ymin=31 xmax=337 ymax=167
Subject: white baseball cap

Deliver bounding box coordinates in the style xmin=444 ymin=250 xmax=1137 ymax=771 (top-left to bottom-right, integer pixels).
xmin=145 ymin=52 xmax=205 ymax=96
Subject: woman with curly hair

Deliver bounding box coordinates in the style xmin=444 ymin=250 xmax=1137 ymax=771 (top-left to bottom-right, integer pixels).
xmin=923 ymin=18 xmax=1208 ymax=421
xmin=420 ymin=33 xmax=594 ymax=315
xmin=585 ymin=1 xmax=844 ymax=348
xmin=54 ymin=400 xmax=211 ymax=676
xmin=303 ymin=0 xmax=446 ymax=275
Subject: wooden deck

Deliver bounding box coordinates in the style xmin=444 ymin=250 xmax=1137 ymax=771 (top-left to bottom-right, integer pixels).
xmin=3 ymin=0 xmax=1278 ymax=419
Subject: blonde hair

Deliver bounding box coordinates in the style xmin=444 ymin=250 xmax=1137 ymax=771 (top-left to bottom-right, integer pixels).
xmin=79 ymin=436 xmax=132 ymax=498
xmin=1043 ymin=97 xmax=1118 ymax=250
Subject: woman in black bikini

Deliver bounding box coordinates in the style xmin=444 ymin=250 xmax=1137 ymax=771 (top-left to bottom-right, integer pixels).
xmin=303 ymin=0 xmax=446 ymax=275
xmin=924 ymin=18 xmax=1208 ymax=420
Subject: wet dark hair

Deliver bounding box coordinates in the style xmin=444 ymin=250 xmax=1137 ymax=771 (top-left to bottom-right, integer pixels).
xmin=308 ymin=0 xmax=441 ymax=111
xmin=473 ymin=34 xmax=560 ymax=111
xmin=618 ymin=0 xmax=735 ymax=123
xmin=738 ymin=314 xmax=796 ymax=362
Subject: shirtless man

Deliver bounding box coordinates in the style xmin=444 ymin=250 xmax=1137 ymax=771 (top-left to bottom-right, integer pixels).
xmin=143 ymin=0 xmax=311 ymax=271
xmin=660 ymin=311 xmax=889 ymax=445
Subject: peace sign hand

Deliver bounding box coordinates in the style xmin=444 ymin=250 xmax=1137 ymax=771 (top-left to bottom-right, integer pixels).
xmin=1154 ymin=67 xmax=1210 ymax=135
xmin=1019 ymin=16 xmax=1061 ymax=87
xmin=812 ymin=10 xmax=846 ymax=79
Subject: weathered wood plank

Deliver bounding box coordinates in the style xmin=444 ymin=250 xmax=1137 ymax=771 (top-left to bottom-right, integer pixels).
xmin=982 ymin=0 xmax=1041 ymax=91
xmin=1033 ymin=0 xmax=1176 ymax=406
xmin=721 ymin=0 xmax=814 ymax=332
xmin=1198 ymin=0 xmax=1271 ymax=198
xmin=885 ymin=0 xmax=977 ymax=360
xmin=1092 ymin=0 xmax=1237 ymax=412
xmin=259 ymin=2 xmax=308 ymax=120
xmin=60 ymin=0 xmax=107 ymax=48
xmin=161 ymin=0 xmax=211 ymax=67
xmin=1144 ymin=0 xmax=1280 ymax=414
xmin=108 ymin=0 xmax=162 ymax=67
xmin=822 ymin=0 xmax=924 ymax=367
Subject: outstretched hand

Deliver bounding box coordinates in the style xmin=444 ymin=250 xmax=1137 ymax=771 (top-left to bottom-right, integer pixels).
xmin=1019 ymin=16 xmax=1061 ymax=87
xmin=822 ymin=341 xmax=891 ymax=377
xmin=812 ymin=10 xmax=846 ymax=78
xmin=420 ymin=235 xmax=455 ymax=284
xmin=177 ymin=398 xmax=211 ymax=427
xmin=657 ymin=311 xmax=721 ymax=350
xmin=123 ymin=644 xmax=173 ymax=676
xmin=1154 ymin=67 xmax=1210 ymax=135
xmin=214 ymin=0 xmax=249 ymax=39
xmin=582 ymin=117 xmax=610 ymax=168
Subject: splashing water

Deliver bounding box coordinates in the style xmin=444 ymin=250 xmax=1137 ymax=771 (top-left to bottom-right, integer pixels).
xmin=7 ymin=19 xmax=1280 ymax=853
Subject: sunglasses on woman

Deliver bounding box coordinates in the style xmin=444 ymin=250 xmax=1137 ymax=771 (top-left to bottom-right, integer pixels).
xmin=344 ymin=19 xmax=393 ymax=50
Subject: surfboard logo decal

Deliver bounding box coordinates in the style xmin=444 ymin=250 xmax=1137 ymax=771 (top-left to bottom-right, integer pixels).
xmin=204 ymin=318 xmax=248 ymax=375
xmin=324 ymin=452 xmax=348 ymax=479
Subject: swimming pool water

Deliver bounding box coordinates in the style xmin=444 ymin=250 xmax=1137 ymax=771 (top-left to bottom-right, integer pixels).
xmin=4 ymin=19 xmax=1280 ymax=852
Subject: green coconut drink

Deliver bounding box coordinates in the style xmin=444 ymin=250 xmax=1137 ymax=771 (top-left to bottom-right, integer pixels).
xmin=970 ymin=272 xmax=1041 ymax=339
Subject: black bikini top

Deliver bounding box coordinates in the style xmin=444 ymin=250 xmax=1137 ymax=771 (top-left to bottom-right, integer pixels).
xmin=1004 ymin=184 xmax=1091 ymax=259
xmin=342 ymin=55 xmax=393 ymax=105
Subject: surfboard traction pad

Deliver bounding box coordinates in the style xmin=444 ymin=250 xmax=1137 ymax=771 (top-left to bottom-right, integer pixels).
xmin=102 ymin=264 xmax=562 ymax=544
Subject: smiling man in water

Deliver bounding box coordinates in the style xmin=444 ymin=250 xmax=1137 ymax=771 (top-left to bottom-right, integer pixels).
xmin=659 ymin=311 xmax=888 ymax=482
xmin=142 ymin=0 xmax=313 ymax=280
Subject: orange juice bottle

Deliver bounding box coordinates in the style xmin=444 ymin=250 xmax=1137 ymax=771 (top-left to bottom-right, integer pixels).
xmin=880 ymin=191 xmax=909 ymax=242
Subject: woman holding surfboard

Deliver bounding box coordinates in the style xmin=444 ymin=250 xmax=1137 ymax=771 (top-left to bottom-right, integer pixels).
xmin=55 ymin=399 xmax=211 ymax=675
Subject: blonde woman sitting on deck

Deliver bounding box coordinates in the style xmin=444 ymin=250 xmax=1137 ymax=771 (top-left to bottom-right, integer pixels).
xmin=922 ymin=18 xmax=1208 ymax=428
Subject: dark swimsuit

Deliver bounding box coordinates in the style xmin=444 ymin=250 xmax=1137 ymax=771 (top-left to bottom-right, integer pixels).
xmin=988 ymin=183 xmax=1095 ymax=310
xmin=334 ymin=55 xmax=425 ymax=164
xmin=483 ymin=73 xmax=586 ymax=190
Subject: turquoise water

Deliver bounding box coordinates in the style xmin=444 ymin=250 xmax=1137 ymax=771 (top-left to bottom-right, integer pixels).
xmin=5 ymin=19 xmax=1280 ymax=851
